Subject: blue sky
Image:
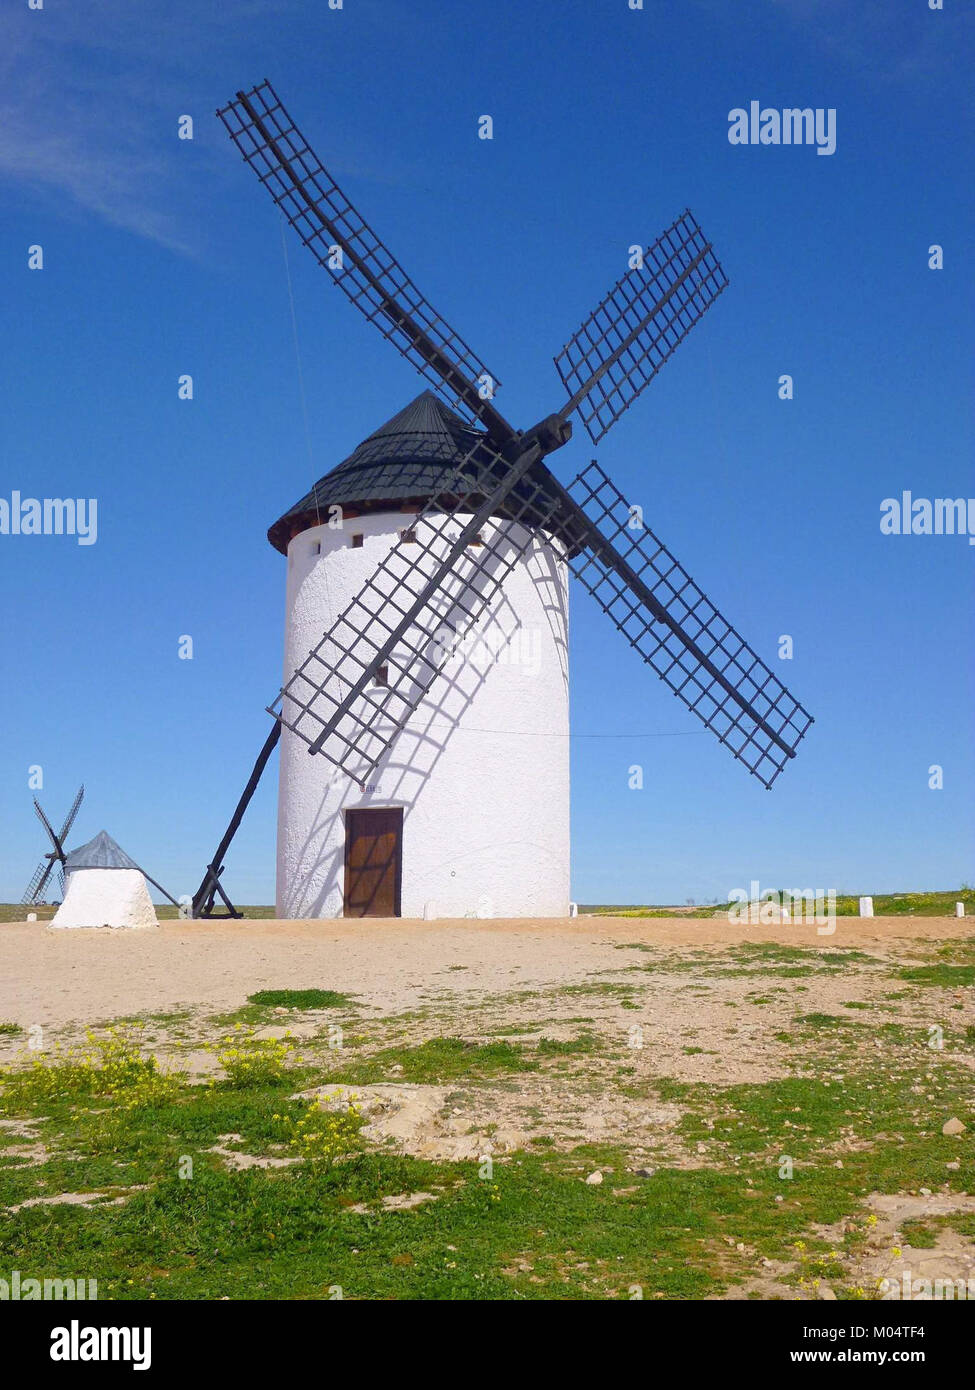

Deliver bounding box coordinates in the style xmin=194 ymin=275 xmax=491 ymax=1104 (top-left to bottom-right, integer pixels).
xmin=2 ymin=0 xmax=972 ymax=906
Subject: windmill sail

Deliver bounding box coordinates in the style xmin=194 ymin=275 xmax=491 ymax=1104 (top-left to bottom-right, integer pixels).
xmin=555 ymin=211 xmax=729 ymax=444
xmin=21 ymin=785 xmax=85 ymax=905
xmin=561 ymin=462 xmax=812 ymax=787
xmin=33 ymin=797 xmax=61 ymax=847
xmin=218 ymin=81 xmax=511 ymax=440
xmin=57 ymin=785 xmax=85 ymax=846
xmin=21 ymin=856 xmax=55 ymax=906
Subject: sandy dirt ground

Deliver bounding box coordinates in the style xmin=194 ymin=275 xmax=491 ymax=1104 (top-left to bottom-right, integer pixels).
xmin=0 ymin=913 xmax=971 ymax=1030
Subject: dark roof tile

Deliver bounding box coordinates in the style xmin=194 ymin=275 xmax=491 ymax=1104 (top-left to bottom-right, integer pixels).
xmin=267 ymin=390 xmax=572 ymax=553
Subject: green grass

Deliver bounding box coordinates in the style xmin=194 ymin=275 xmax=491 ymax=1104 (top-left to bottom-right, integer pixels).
xmin=552 ymin=983 xmax=639 ymax=1002
xmin=842 ymin=890 xmax=974 ymax=918
xmin=582 ymin=904 xmax=726 ymax=918
xmin=2 ymin=1037 xmax=968 ymax=1301
xmin=625 ymin=943 xmax=882 ymax=981
xmin=0 ymin=903 xmax=58 ymax=923
xmin=897 ymin=964 xmax=975 ymax=987
xmin=212 ymin=987 xmax=358 ymax=1028
xmin=900 ymin=1213 xmax=975 ymax=1251
xmin=670 ymin=1065 xmax=973 ymax=1195
xmin=923 ymin=938 xmax=975 ymax=963
xmin=582 ymin=889 xmax=974 ymax=920
xmin=536 ymin=1034 xmax=599 ymax=1056
xmin=1 ymin=913 xmax=971 ymax=1302
xmin=899 ymin=1220 xmax=940 ymax=1249
xmin=0 ymin=1142 xmax=733 ymax=1299
xmin=326 ymin=1036 xmax=537 ymax=1086
xmin=0 ymin=1059 xmax=839 ymax=1302
xmin=247 ymin=989 xmax=354 ymax=1010
xmin=0 ymin=1009 xmax=971 ymax=1301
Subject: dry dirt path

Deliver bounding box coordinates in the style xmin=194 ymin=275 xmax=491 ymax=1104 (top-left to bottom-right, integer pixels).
xmin=0 ymin=913 xmax=967 ymax=1029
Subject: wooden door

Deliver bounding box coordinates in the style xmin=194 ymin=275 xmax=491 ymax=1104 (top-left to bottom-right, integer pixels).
xmin=343 ymin=808 xmax=403 ymax=918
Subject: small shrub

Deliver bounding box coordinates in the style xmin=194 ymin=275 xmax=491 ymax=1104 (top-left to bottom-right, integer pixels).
xmin=0 ymin=1026 xmax=180 ymax=1112
xmin=211 ymin=1026 xmax=297 ymax=1087
xmin=275 ymin=1098 xmax=362 ymax=1164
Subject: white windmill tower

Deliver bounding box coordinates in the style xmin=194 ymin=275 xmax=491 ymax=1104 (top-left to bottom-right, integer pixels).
xmin=269 ymin=390 xmax=570 ymax=919
xmin=190 ymin=82 xmax=813 ymax=921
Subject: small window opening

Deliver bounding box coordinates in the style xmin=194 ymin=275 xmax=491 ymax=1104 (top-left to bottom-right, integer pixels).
xmin=373 ymin=665 xmax=389 ymax=687
xmin=351 ymin=532 xmax=364 ymax=548
xmin=311 ymin=540 xmax=321 ymax=555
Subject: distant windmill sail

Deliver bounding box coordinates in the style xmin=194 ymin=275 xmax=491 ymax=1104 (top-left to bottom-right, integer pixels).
xmin=21 ymin=785 xmax=85 ymax=905
xmin=22 ymin=855 xmax=56 ymax=907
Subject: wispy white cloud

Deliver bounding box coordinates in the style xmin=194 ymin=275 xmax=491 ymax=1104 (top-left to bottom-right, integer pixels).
xmin=0 ymin=1 xmax=291 ymax=254
xmin=0 ymin=88 xmax=194 ymax=254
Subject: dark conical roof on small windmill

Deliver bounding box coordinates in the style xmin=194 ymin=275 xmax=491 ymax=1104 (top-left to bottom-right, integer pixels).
xmin=267 ymin=390 xmax=572 ymax=554
xmin=64 ymin=831 xmax=141 ymax=872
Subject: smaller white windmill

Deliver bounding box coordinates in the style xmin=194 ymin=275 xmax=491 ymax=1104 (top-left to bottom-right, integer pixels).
xmin=52 ymin=831 xmax=158 ymax=931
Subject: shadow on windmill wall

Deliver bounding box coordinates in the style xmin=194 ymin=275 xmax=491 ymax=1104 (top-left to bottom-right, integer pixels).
xmin=280 ymin=518 xmax=568 ymax=919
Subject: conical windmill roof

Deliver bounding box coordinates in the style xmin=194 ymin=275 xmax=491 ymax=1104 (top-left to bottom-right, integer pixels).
xmin=267 ymin=390 xmax=574 ymax=554
xmin=332 ymin=391 xmax=480 ymax=473
xmin=64 ymin=830 xmax=141 ymax=872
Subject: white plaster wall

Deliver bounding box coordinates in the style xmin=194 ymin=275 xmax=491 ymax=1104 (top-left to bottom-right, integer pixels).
xmin=276 ymin=510 xmax=569 ymax=919
xmin=51 ymin=869 xmax=159 ymax=930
